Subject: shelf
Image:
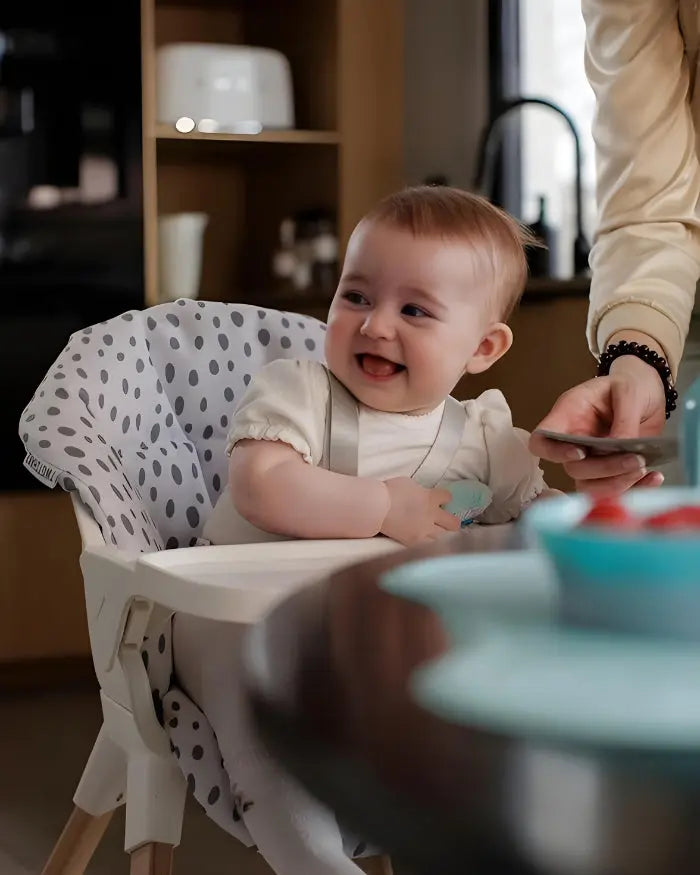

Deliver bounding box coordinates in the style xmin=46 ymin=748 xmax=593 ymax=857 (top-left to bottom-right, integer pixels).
xmin=141 ymin=0 xmax=403 ymax=306
xmin=154 ymin=124 xmax=340 ymax=145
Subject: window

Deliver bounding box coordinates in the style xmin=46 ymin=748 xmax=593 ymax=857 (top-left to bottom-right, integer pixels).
xmin=490 ymin=0 xmax=596 ymax=278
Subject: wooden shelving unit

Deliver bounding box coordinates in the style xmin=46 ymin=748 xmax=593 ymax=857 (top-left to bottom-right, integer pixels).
xmin=154 ymin=124 xmax=341 ymax=145
xmin=140 ymin=0 xmax=405 ymax=310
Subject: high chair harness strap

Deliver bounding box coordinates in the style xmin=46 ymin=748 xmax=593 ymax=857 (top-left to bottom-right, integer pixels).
xmin=410 ymin=397 xmax=467 ymax=487
xmin=324 ymin=370 xmax=360 ymax=477
xmin=321 ymin=368 xmax=466 ymax=487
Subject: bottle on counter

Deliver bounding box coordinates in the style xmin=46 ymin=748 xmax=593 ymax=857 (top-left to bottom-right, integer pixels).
xmin=526 ymin=194 xmax=556 ymax=278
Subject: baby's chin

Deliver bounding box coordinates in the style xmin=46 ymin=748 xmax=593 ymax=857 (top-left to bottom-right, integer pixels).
xmin=346 ymin=379 xmax=439 ymax=415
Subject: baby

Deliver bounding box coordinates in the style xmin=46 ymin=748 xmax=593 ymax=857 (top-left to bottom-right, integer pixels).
xmin=203 ymin=185 xmax=551 ymax=548
xmin=174 ymin=186 xmax=552 ymax=875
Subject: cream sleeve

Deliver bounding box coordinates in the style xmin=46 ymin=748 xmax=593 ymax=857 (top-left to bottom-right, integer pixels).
xmin=225 ymin=358 xmax=329 ymax=465
xmin=465 ymin=390 xmax=546 ymax=525
xmin=583 ymin=0 xmax=700 ymax=378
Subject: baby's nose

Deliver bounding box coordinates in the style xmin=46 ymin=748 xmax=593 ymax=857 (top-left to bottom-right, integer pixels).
xmin=361 ymin=310 xmax=396 ymax=339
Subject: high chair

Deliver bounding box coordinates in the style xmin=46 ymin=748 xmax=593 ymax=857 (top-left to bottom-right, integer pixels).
xmin=19 ymin=300 xmax=397 ymax=875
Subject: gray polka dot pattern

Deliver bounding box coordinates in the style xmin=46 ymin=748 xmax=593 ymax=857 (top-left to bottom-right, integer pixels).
xmin=162 ymin=691 xmax=253 ymax=845
xmin=20 ymin=300 xmax=326 ymax=554
xmin=18 ymin=300 xmax=327 ymax=842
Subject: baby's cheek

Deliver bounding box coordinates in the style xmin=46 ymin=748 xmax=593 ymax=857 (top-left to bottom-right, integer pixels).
xmin=323 ymin=324 xmax=341 ymax=361
xmin=412 ymin=343 xmax=445 ymax=380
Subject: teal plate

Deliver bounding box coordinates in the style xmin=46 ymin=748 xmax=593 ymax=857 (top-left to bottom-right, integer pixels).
xmin=412 ymin=624 xmax=700 ymax=750
xmin=381 ymin=550 xmax=557 ymax=645
xmin=380 ymin=546 xmax=700 ymax=749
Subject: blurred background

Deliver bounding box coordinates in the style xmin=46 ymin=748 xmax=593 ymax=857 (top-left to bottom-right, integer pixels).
xmin=2 ymin=0 xmax=603 ymax=495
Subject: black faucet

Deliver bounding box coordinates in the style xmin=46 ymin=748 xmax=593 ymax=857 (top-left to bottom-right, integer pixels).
xmin=474 ymin=96 xmax=590 ymax=277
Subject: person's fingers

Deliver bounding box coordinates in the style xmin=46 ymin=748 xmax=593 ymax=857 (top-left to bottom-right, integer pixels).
xmin=530 ymin=379 xmax=611 ymax=455
xmin=608 ymin=379 xmax=648 ymax=439
xmin=564 ymin=453 xmax=646 ymax=482
xmin=635 ymin=470 xmax=665 ymax=489
xmin=533 ymin=388 xmax=592 ymax=433
xmin=574 ymin=469 xmax=649 ymax=498
xmin=528 ymin=434 xmax=588 ymax=463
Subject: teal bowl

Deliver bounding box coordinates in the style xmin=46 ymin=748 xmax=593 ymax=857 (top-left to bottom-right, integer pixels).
xmin=380 ymin=551 xmax=556 ymax=646
xmin=523 ymin=487 xmax=700 ymax=640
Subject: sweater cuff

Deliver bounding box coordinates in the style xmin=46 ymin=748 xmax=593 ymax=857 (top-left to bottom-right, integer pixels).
xmin=589 ymin=301 xmax=684 ymax=380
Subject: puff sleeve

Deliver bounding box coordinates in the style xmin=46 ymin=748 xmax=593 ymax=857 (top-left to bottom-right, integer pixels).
xmin=225 ymin=358 xmax=329 ymax=465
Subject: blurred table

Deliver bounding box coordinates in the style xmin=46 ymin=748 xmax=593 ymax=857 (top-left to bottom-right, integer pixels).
xmin=244 ymin=526 xmax=700 ymax=875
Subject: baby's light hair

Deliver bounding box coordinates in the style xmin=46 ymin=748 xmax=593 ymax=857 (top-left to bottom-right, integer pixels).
xmin=363 ymin=185 xmax=539 ymax=320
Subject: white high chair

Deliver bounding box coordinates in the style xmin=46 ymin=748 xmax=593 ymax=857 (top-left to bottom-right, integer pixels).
xmin=19 ymin=301 xmax=397 ymax=875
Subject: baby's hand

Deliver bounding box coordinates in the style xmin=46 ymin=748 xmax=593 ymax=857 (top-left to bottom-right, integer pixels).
xmin=380 ymin=477 xmax=460 ymax=546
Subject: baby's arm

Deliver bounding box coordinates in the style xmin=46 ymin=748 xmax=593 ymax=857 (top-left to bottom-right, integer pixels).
xmin=230 ymin=439 xmax=391 ymax=539
xmin=230 ymin=439 xmax=460 ymax=543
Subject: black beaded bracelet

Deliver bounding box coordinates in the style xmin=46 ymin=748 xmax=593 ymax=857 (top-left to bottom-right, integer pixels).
xmin=597 ymin=340 xmax=678 ymax=419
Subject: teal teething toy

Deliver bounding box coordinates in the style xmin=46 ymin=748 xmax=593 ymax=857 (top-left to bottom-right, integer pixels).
xmin=440 ymin=479 xmax=493 ymax=527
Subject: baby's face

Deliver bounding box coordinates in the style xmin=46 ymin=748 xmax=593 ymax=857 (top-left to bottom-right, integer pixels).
xmin=325 ymin=221 xmax=498 ymax=414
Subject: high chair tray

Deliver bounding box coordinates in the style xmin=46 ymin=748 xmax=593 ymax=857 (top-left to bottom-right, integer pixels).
xmin=135 ymin=538 xmax=400 ymax=622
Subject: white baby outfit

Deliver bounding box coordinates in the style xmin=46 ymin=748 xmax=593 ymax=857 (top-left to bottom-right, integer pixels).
xmin=203 ymin=358 xmax=545 ymax=544
xmin=173 ymin=358 xmax=545 ymax=875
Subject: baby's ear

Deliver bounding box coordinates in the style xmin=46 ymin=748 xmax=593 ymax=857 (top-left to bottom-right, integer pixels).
xmin=465 ymin=323 xmax=513 ymax=375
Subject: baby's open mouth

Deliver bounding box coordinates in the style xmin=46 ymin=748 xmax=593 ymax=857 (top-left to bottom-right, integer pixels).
xmin=356 ymin=354 xmax=406 ymax=378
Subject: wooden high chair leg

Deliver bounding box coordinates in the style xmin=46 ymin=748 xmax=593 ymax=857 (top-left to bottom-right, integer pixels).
xmin=41 ymin=806 xmax=113 ymax=875
xmin=129 ymin=842 xmax=175 ymax=875
xmin=358 ymin=855 xmax=394 ymax=875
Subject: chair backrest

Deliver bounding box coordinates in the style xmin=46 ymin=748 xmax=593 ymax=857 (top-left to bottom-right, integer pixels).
xmin=19 ymin=301 xmax=327 ymax=551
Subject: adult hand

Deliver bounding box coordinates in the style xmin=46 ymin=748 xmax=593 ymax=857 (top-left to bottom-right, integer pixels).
xmin=529 ymin=353 xmax=667 ymax=496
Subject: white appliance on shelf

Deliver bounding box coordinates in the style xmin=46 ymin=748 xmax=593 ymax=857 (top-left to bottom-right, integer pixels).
xmin=156 ymin=43 xmax=295 ymax=133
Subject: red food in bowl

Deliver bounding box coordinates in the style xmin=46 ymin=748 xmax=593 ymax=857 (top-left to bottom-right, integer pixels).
xmin=644 ymin=506 xmax=700 ymax=532
xmin=579 ymin=498 xmax=700 ymax=533
xmin=580 ymin=497 xmax=640 ymax=530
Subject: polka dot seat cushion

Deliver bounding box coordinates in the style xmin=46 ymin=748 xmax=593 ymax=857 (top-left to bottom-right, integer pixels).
xmin=19 ymin=300 xmax=328 ymax=843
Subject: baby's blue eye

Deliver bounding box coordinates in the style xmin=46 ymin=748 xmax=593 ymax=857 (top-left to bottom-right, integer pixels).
xmin=343 ymin=291 xmax=368 ymax=306
xmin=402 ymin=304 xmax=430 ymax=318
